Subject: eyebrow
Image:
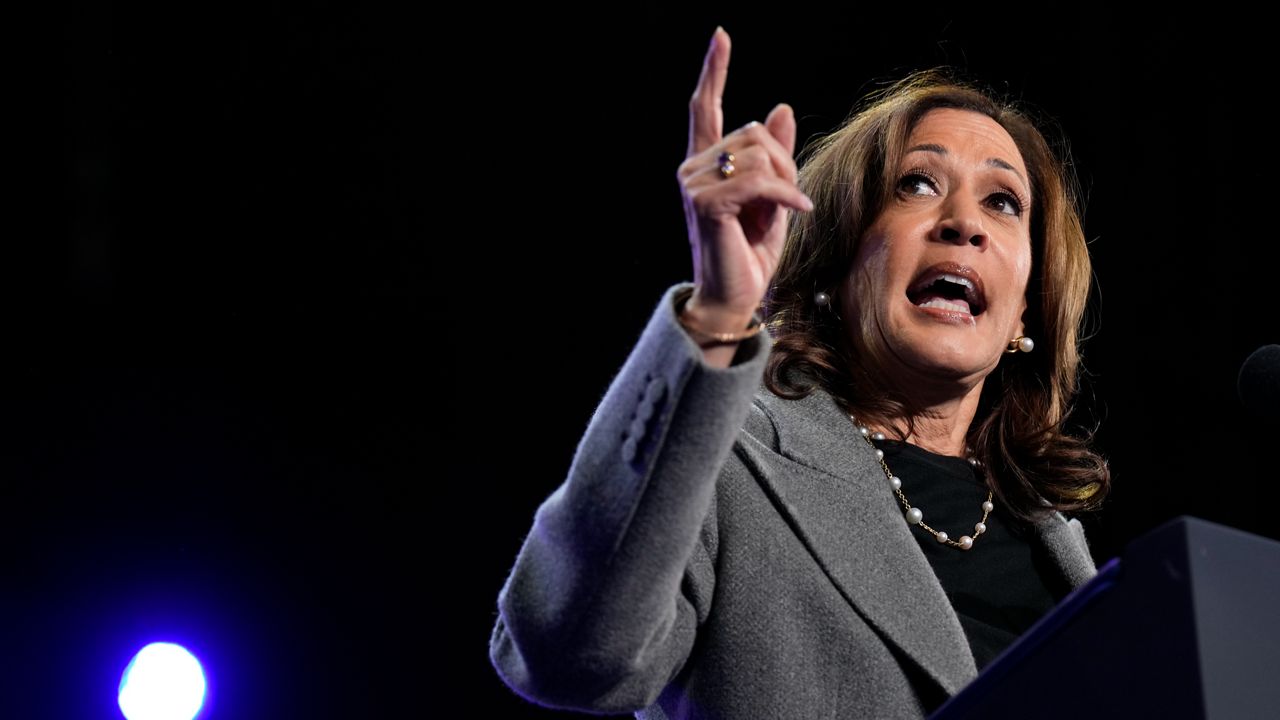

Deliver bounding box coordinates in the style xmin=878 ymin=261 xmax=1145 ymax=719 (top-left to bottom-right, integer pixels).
xmin=905 ymin=143 xmax=1029 ymax=194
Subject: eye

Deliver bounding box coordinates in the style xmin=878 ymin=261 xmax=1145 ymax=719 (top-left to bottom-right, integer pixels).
xmin=987 ymin=190 xmax=1025 ymax=217
xmin=896 ymin=170 xmax=939 ymax=197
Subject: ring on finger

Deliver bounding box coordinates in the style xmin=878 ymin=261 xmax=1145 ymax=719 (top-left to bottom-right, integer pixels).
xmin=717 ymin=151 xmax=736 ymax=179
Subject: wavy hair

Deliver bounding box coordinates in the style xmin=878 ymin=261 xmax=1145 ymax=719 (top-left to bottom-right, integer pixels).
xmin=763 ymin=69 xmax=1109 ymax=525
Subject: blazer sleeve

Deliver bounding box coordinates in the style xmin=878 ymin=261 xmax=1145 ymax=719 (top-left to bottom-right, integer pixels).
xmin=489 ymin=283 xmax=770 ymax=713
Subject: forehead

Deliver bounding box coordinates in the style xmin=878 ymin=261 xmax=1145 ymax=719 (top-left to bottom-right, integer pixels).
xmin=906 ymin=108 xmax=1027 ymax=177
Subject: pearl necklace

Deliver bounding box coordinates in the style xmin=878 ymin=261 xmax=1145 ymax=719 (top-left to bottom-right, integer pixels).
xmin=851 ymin=416 xmax=994 ymax=551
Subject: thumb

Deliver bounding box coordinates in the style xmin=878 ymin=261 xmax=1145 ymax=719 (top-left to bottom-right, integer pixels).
xmin=765 ymin=103 xmax=797 ymax=157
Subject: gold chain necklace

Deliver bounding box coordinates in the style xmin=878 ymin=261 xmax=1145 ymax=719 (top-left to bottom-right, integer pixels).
xmin=851 ymin=416 xmax=994 ymax=551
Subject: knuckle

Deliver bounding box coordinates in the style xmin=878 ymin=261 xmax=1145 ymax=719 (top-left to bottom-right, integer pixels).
xmin=753 ymin=174 xmax=782 ymax=196
xmin=739 ymin=148 xmax=772 ymax=177
xmin=745 ymin=144 xmax=769 ymax=163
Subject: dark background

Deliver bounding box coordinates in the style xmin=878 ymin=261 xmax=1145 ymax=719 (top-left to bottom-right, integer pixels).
xmin=11 ymin=6 xmax=1275 ymax=718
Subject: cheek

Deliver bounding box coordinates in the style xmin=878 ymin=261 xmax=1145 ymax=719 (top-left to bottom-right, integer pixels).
xmin=1000 ymin=245 xmax=1034 ymax=328
xmin=850 ymin=234 xmax=893 ymax=294
xmin=1014 ymin=244 xmax=1032 ymax=285
xmin=842 ymin=234 xmax=906 ymax=355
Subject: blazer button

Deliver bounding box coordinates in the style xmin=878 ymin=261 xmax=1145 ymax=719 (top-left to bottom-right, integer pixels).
xmin=643 ymin=377 xmax=667 ymax=402
xmin=635 ymin=400 xmax=654 ymax=424
xmin=627 ymin=417 xmax=647 ymax=441
xmin=637 ymin=379 xmax=665 ymax=422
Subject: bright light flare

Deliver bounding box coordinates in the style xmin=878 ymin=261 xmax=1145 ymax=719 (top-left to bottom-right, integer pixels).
xmin=118 ymin=642 xmax=207 ymax=720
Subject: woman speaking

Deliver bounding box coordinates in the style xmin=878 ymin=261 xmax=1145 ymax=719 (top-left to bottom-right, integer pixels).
xmin=489 ymin=26 xmax=1110 ymax=718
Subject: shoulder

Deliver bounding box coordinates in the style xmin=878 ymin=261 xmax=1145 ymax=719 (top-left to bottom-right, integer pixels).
xmin=738 ymin=379 xmax=835 ymax=454
xmin=742 ymin=388 xmax=782 ymax=452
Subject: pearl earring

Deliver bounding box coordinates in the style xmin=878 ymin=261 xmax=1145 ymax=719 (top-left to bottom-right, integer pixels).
xmin=1006 ymin=336 xmax=1035 ymax=353
xmin=814 ymin=291 xmax=831 ymax=308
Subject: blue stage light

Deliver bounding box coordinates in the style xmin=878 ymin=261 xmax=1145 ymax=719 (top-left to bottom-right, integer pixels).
xmin=118 ymin=642 xmax=207 ymax=720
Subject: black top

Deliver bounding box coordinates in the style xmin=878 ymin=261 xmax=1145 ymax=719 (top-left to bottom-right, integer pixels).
xmin=872 ymin=438 xmax=1068 ymax=670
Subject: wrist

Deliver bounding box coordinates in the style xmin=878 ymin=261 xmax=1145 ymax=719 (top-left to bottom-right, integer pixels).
xmin=676 ymin=287 xmax=763 ymax=346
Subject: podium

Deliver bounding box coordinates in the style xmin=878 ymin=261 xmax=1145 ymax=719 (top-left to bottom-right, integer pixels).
xmin=930 ymin=516 xmax=1280 ymax=719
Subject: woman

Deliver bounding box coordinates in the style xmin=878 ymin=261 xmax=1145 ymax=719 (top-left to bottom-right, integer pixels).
xmin=489 ymin=26 xmax=1109 ymax=719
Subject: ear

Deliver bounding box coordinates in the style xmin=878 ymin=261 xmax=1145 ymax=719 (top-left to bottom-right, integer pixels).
xmin=1013 ymin=294 xmax=1029 ymax=340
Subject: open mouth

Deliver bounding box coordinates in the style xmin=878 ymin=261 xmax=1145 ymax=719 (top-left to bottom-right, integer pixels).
xmin=906 ymin=265 xmax=987 ymax=316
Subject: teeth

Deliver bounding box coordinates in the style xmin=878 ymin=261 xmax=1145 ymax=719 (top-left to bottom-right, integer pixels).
xmin=938 ymin=273 xmax=974 ymax=291
xmin=917 ymin=298 xmax=971 ymax=314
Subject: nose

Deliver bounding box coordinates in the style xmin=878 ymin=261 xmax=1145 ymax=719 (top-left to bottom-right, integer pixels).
xmin=931 ymin=196 xmax=988 ymax=249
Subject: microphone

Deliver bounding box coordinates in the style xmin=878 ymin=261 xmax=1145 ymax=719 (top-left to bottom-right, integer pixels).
xmin=1238 ymin=344 xmax=1280 ymax=422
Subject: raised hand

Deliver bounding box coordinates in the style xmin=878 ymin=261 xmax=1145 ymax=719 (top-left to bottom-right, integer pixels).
xmin=677 ymin=27 xmax=812 ymax=339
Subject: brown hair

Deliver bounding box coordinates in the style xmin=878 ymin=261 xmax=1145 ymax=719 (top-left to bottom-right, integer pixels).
xmin=763 ymin=68 xmax=1109 ymax=525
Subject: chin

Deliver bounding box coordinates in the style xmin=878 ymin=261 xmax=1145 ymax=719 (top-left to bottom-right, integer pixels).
xmin=908 ymin=355 xmax=991 ymax=382
xmin=893 ymin=331 xmax=999 ymax=382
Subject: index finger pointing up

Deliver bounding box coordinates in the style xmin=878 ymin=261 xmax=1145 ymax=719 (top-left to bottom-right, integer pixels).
xmin=687 ymin=26 xmax=731 ymax=158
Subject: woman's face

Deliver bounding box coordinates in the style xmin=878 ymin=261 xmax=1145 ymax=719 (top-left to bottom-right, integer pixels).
xmin=842 ymin=108 xmax=1033 ymax=386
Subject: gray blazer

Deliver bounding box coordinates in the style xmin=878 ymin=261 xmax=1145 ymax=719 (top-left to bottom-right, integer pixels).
xmin=490 ymin=283 xmax=1097 ymax=719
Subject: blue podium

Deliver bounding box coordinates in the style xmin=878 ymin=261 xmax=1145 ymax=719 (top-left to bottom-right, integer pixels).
xmin=930 ymin=516 xmax=1280 ymax=719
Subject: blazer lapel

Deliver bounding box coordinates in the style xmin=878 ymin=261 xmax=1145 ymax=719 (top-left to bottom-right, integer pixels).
xmin=741 ymin=387 xmax=979 ymax=697
xmin=1031 ymin=509 xmax=1098 ymax=590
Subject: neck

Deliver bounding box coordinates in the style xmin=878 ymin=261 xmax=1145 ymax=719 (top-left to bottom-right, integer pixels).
xmin=872 ymin=378 xmax=986 ymax=458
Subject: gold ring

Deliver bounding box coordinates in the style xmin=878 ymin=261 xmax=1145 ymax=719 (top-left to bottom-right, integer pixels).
xmin=717 ymin=151 xmax=736 ymax=179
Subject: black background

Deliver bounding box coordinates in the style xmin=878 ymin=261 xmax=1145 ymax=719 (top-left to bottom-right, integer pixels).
xmin=12 ymin=6 xmax=1277 ymax=718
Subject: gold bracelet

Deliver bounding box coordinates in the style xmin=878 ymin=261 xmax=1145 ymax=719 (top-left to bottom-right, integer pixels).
xmin=675 ymin=288 xmax=764 ymax=345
